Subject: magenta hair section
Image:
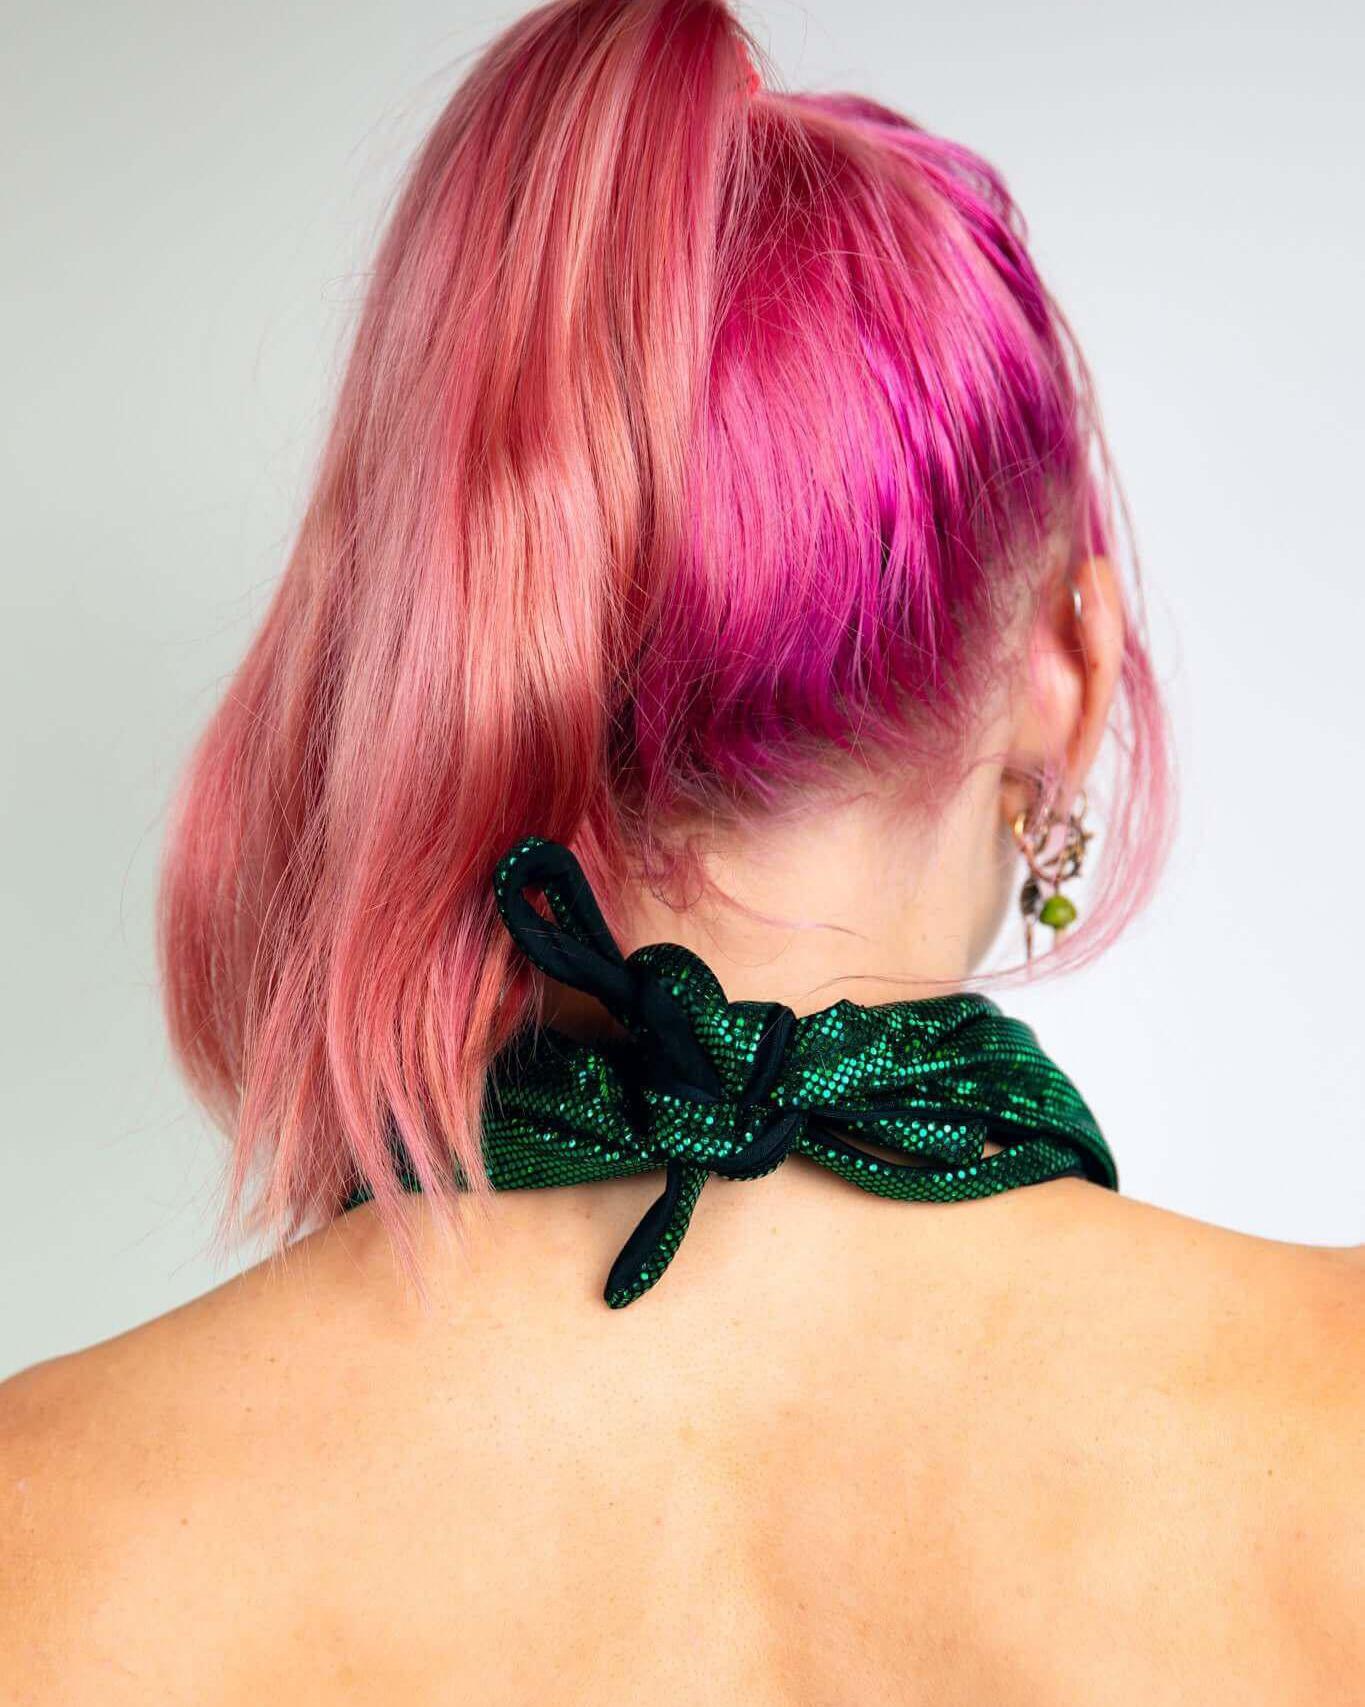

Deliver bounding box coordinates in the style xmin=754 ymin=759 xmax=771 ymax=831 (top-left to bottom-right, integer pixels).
xmin=156 ymin=0 xmax=1172 ymax=1251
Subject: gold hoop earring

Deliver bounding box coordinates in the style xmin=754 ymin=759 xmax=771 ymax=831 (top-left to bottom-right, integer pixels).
xmin=1011 ymin=788 xmax=1093 ymax=962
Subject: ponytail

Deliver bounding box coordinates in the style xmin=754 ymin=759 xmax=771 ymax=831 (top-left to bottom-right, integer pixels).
xmin=157 ymin=0 xmax=1171 ymax=1256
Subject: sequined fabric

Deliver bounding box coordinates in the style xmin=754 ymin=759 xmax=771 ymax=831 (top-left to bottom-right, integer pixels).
xmin=345 ymin=836 xmax=1117 ymax=1308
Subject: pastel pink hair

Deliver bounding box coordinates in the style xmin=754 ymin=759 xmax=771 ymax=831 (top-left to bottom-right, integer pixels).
xmin=157 ymin=0 xmax=1172 ymax=1249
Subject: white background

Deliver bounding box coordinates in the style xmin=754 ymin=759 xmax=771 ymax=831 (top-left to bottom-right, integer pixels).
xmin=3 ymin=0 xmax=1361 ymax=1377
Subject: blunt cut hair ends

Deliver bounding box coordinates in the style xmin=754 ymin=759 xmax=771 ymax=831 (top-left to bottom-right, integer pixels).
xmin=155 ymin=0 xmax=1172 ymax=1261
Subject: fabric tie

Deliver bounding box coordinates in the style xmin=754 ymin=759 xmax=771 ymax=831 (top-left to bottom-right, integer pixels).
xmin=469 ymin=837 xmax=1117 ymax=1307
xmin=344 ymin=837 xmax=1115 ymax=1306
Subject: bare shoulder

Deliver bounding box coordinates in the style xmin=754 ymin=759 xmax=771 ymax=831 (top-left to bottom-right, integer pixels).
xmin=1057 ymin=1186 xmax=1365 ymax=1450
xmin=0 ymin=1328 xmax=194 ymax=1700
xmin=0 ymin=1211 xmax=394 ymax=1703
xmin=1039 ymin=1187 xmax=1365 ymax=1670
xmin=1190 ymin=1209 xmax=1365 ymax=1669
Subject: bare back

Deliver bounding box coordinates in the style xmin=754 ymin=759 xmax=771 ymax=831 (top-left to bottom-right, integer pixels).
xmin=5 ymin=1167 xmax=1362 ymax=1705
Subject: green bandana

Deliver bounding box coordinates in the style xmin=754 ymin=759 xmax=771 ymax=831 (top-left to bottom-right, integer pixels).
xmin=345 ymin=836 xmax=1116 ymax=1308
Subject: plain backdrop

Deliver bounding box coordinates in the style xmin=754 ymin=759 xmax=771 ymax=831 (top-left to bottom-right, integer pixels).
xmin=3 ymin=0 xmax=1361 ymax=1379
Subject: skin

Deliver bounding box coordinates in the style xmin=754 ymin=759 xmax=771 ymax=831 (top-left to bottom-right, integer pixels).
xmin=3 ymin=558 xmax=1361 ymax=1704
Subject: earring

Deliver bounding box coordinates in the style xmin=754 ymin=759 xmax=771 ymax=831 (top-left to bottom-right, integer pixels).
xmin=1011 ymin=788 xmax=1093 ymax=961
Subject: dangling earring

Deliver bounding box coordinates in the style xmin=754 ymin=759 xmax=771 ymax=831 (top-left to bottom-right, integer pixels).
xmin=1012 ymin=788 xmax=1093 ymax=962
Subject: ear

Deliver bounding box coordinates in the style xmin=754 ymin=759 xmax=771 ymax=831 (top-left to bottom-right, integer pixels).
xmin=1006 ymin=554 xmax=1125 ymax=806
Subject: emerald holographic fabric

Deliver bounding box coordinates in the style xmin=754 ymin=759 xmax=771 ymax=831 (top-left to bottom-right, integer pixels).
xmin=345 ymin=836 xmax=1116 ymax=1308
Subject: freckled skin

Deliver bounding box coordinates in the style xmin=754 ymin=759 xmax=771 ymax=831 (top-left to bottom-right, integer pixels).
xmin=2 ymin=1173 xmax=1361 ymax=1706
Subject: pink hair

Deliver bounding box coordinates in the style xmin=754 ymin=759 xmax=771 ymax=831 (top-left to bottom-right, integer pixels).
xmin=157 ymin=0 xmax=1172 ymax=1250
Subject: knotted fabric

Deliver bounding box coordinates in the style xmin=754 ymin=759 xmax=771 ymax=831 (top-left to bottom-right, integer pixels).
xmin=347 ymin=836 xmax=1117 ymax=1308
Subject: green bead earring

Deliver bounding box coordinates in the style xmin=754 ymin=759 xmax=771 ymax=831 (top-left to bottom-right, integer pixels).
xmin=1012 ymin=789 xmax=1093 ymax=962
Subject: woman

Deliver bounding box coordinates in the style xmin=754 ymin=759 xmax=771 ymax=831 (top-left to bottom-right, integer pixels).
xmin=4 ymin=0 xmax=1360 ymax=1700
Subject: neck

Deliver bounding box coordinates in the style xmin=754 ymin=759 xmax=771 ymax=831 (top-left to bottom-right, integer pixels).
xmin=540 ymin=774 xmax=1014 ymax=1036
